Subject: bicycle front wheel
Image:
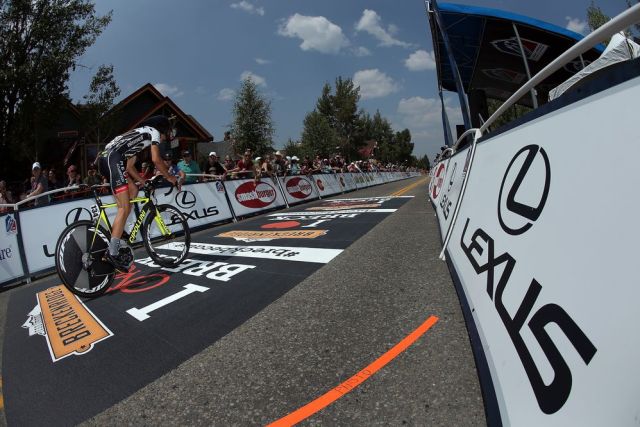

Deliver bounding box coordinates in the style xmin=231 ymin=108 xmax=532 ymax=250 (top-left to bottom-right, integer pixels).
xmin=55 ymin=220 xmax=114 ymax=298
xmin=142 ymin=204 xmax=191 ymax=268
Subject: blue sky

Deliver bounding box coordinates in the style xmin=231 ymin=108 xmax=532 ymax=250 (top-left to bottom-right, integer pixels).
xmin=68 ymin=0 xmax=626 ymax=160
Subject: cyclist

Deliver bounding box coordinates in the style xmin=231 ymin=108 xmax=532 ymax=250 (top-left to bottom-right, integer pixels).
xmin=97 ymin=115 xmax=181 ymax=270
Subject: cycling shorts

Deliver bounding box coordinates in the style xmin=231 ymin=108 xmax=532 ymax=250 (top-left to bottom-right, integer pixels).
xmin=98 ymin=151 xmax=129 ymax=195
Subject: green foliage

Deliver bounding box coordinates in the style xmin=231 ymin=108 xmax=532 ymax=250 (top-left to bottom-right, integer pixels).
xmin=300 ymin=111 xmax=339 ymax=157
xmin=230 ymin=76 xmax=274 ymax=156
xmin=304 ymin=76 xmax=417 ymax=165
xmin=486 ymin=98 xmax=532 ymax=132
xmin=416 ymin=154 xmax=431 ymax=170
xmin=282 ymin=138 xmax=304 ymax=159
xmin=312 ymin=77 xmax=361 ymax=160
xmin=0 ymin=0 xmax=112 ymax=171
xmin=81 ymin=64 xmax=121 ymax=146
xmin=586 ymin=1 xmax=610 ymax=32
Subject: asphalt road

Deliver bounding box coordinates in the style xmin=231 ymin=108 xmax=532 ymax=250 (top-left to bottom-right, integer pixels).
xmin=0 ymin=177 xmax=486 ymax=426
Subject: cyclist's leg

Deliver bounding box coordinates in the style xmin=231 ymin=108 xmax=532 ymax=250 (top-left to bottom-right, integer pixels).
xmin=104 ymin=151 xmax=132 ymax=262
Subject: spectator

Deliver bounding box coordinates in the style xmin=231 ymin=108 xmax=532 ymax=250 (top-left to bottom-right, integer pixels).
xmin=159 ymin=153 xmax=186 ymax=181
xmin=273 ymin=151 xmax=287 ymax=176
xmin=233 ymin=150 xmax=254 ymax=179
xmin=48 ymin=169 xmax=61 ymax=190
xmin=0 ymin=180 xmax=14 ymax=212
xmin=321 ymin=159 xmax=332 ymax=174
xmin=139 ymin=162 xmax=154 ymax=181
xmin=177 ymin=149 xmax=201 ymax=184
xmin=64 ymin=164 xmax=82 ymax=188
xmin=289 ymin=156 xmax=301 ymax=175
xmin=260 ymin=154 xmax=274 ymax=178
xmin=84 ymin=164 xmax=103 ymax=186
xmin=26 ymin=162 xmax=49 ymax=206
xmin=206 ymin=152 xmax=227 ymax=180
xmin=223 ymin=155 xmax=235 ymax=172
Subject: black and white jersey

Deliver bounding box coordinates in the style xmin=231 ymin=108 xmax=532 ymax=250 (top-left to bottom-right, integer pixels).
xmin=104 ymin=126 xmax=161 ymax=159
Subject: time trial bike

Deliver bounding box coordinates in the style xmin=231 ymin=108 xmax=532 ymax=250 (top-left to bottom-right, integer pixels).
xmin=55 ymin=175 xmax=191 ymax=298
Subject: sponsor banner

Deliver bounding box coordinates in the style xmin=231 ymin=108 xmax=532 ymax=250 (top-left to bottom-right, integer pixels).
xmin=279 ymin=176 xmax=319 ymax=204
xmin=23 ymin=285 xmax=113 ymax=362
xmin=0 ymin=213 xmax=24 ymax=285
xmin=340 ymin=173 xmax=357 ymax=192
xmin=217 ymin=230 xmax=327 ymax=242
xmin=430 ymin=148 xmax=471 ymax=240
xmin=224 ymin=177 xmax=287 ymax=217
xmin=441 ymin=79 xmax=640 ymax=425
xmin=311 ymin=174 xmax=342 ymax=197
xmin=159 ymin=241 xmax=342 ymax=264
xmin=19 ymin=197 xmax=97 ymax=273
xmin=156 ymin=181 xmax=233 ymax=229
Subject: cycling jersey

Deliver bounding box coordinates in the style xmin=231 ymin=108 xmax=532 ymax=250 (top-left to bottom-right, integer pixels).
xmin=104 ymin=126 xmax=161 ymax=159
xmin=99 ymin=125 xmax=161 ymax=194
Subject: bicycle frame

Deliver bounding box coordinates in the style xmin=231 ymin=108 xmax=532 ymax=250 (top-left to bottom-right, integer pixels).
xmin=88 ymin=185 xmax=172 ymax=250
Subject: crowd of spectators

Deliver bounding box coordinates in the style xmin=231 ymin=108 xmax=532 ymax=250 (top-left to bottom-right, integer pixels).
xmin=0 ymin=148 xmax=416 ymax=211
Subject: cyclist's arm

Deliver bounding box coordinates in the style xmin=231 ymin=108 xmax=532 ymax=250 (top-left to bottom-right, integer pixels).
xmin=151 ymin=145 xmax=178 ymax=185
xmin=126 ymin=156 xmax=145 ymax=185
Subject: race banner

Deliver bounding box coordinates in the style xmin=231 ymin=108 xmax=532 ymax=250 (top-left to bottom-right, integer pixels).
xmin=155 ymin=181 xmax=233 ymax=229
xmin=440 ymin=78 xmax=640 ymax=425
xmin=311 ymin=174 xmax=342 ymax=197
xmin=0 ymin=213 xmax=24 ymax=285
xmin=224 ymin=177 xmax=287 ymax=217
xmin=279 ymin=176 xmax=319 ymax=205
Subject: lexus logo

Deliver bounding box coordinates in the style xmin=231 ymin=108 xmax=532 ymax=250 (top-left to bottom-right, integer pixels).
xmin=65 ymin=207 xmax=93 ymax=226
xmin=498 ymin=145 xmax=550 ymax=235
xmin=176 ymin=191 xmax=197 ymax=209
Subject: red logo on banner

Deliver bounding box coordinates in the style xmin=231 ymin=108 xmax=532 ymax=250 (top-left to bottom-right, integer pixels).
xmin=286 ymin=177 xmax=313 ymax=199
xmin=432 ymin=163 xmax=446 ymax=199
xmin=316 ymin=179 xmax=325 ymax=191
xmin=235 ymin=181 xmax=277 ymax=208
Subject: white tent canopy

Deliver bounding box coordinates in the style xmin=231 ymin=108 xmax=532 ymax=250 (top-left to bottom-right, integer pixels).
xmin=549 ymin=32 xmax=640 ymax=100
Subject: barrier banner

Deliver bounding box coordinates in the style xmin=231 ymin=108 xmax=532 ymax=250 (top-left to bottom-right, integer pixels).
xmin=311 ymin=174 xmax=342 ymax=197
xmin=438 ymin=79 xmax=640 ymax=425
xmin=340 ymin=173 xmax=357 ymax=192
xmin=224 ymin=177 xmax=286 ymax=217
xmin=156 ymin=182 xmax=233 ymax=229
xmin=0 ymin=214 xmax=24 ymax=285
xmin=279 ymin=175 xmax=319 ymax=205
xmin=430 ymin=148 xmax=471 ymax=239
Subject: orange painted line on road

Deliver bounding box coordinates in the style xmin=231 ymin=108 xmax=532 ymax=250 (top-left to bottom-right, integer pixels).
xmin=391 ymin=177 xmax=428 ymax=197
xmin=266 ymin=315 xmax=439 ymax=427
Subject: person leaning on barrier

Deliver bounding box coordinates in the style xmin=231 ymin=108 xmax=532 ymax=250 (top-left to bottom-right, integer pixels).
xmin=84 ymin=163 xmax=103 ymax=187
xmin=158 ymin=152 xmax=186 ymax=182
xmin=177 ymin=149 xmax=201 ymax=184
xmin=273 ymin=151 xmax=287 ymax=176
xmin=48 ymin=169 xmax=61 ymax=190
xmin=206 ymin=151 xmax=227 ymax=181
xmin=26 ymin=162 xmax=49 ymax=206
xmin=289 ymin=156 xmax=301 ymax=175
xmin=232 ymin=151 xmax=253 ymax=179
xmin=260 ymin=154 xmax=274 ymax=178
xmin=0 ymin=180 xmax=14 ymax=213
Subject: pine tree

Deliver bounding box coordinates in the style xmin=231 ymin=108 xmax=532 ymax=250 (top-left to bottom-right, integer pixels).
xmin=230 ymin=76 xmax=274 ymax=156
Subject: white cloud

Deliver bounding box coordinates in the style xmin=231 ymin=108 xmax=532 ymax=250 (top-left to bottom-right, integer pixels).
xmin=355 ymin=9 xmax=412 ymax=48
xmin=240 ymin=71 xmax=267 ymax=87
xmin=353 ymin=69 xmax=399 ymax=99
xmin=565 ymin=16 xmax=587 ymax=34
xmin=405 ymin=49 xmax=436 ymax=71
xmin=255 ymin=58 xmax=272 ymax=65
xmin=217 ymin=88 xmax=235 ymax=101
xmin=353 ymin=46 xmax=372 ymax=57
xmin=154 ymin=83 xmax=183 ymax=98
xmin=396 ymin=95 xmax=464 ymax=158
xmin=278 ymin=14 xmax=349 ymax=54
xmin=230 ymin=1 xmax=264 ymax=16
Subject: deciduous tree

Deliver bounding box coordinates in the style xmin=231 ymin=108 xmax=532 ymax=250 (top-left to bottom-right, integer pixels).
xmin=230 ymin=76 xmax=274 ymax=156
